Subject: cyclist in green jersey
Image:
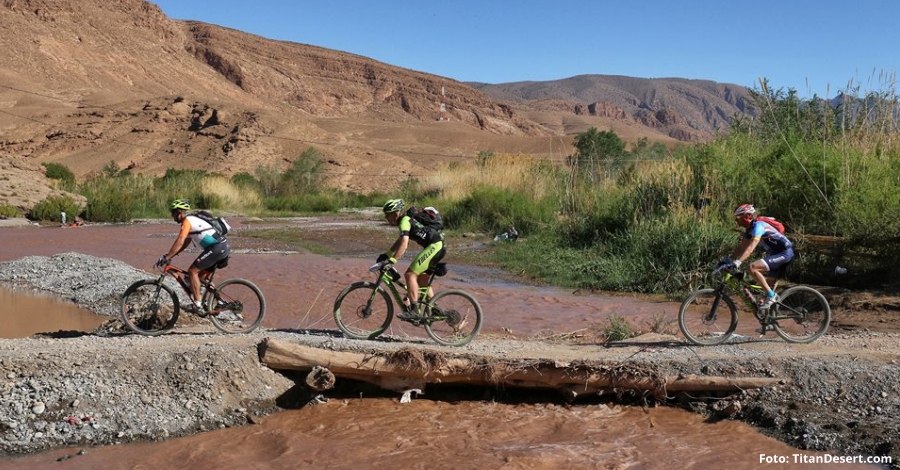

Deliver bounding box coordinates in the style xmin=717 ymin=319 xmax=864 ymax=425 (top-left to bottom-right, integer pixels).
xmin=379 ymin=198 xmax=445 ymax=320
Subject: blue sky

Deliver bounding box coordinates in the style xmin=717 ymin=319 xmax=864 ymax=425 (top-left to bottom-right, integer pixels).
xmin=151 ymin=1 xmax=899 ymax=98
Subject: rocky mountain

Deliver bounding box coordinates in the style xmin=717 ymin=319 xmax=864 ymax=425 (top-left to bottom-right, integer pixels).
xmin=0 ymin=0 xmax=754 ymax=206
xmin=469 ymin=75 xmax=755 ymax=142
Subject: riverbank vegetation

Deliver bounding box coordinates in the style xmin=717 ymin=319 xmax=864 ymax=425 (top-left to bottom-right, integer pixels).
xmin=35 ymin=80 xmax=900 ymax=293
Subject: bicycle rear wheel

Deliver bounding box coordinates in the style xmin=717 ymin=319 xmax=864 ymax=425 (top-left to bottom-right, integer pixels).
xmin=678 ymin=288 xmax=739 ymax=345
xmin=120 ymin=280 xmax=180 ymax=336
xmin=333 ymin=282 xmax=393 ymax=340
xmin=771 ymin=285 xmax=831 ymax=343
xmin=207 ymin=279 xmax=266 ymax=334
xmin=424 ymin=289 xmax=483 ymax=346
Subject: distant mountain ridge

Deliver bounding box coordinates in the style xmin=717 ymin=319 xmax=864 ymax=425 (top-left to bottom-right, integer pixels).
xmin=469 ymin=75 xmax=755 ymax=141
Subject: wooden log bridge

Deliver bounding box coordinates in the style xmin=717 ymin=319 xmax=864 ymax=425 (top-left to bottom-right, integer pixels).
xmin=260 ymin=338 xmax=787 ymax=400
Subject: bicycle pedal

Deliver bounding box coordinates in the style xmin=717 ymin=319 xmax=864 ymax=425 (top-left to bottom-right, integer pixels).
xmin=184 ymin=303 xmax=208 ymax=317
xmin=396 ymin=311 xmax=422 ymax=321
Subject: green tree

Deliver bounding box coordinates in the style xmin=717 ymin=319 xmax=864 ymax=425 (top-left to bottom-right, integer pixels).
xmin=567 ymin=127 xmax=627 ymax=183
xmin=280 ymin=147 xmax=325 ymax=196
xmin=254 ymin=162 xmax=282 ymax=198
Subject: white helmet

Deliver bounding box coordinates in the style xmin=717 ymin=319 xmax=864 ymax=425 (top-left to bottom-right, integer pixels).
xmin=733 ymin=204 xmax=756 ymax=217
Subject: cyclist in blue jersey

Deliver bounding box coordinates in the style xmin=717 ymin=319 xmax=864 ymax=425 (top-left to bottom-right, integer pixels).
xmin=720 ymin=204 xmax=794 ymax=310
xmin=379 ymin=198 xmax=445 ymax=320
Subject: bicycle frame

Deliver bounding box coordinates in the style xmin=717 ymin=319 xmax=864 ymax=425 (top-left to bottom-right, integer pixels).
xmin=371 ymin=264 xmax=436 ymax=318
xmin=721 ymin=270 xmax=769 ymax=322
xmin=158 ymin=264 xmax=218 ymax=301
xmin=721 ymin=269 xmax=814 ymax=325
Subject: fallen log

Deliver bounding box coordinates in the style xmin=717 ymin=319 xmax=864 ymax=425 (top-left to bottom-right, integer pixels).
xmin=260 ymin=338 xmax=786 ymax=398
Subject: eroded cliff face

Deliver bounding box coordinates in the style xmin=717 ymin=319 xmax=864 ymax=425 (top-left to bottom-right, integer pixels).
xmin=180 ymin=21 xmax=547 ymax=136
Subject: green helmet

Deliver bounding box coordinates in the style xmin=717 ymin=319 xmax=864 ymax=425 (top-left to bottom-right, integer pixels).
xmin=382 ymin=198 xmax=404 ymax=213
xmin=169 ymin=198 xmax=191 ymax=211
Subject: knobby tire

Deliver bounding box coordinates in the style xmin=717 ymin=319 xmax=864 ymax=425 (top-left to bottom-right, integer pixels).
xmin=207 ymin=278 xmax=266 ymax=334
xmin=771 ymin=285 xmax=831 ymax=343
xmin=333 ymin=282 xmax=393 ymax=340
xmin=424 ymin=289 xmax=483 ymax=346
xmin=120 ymin=279 xmax=180 ymax=336
xmin=678 ymin=288 xmax=739 ymax=345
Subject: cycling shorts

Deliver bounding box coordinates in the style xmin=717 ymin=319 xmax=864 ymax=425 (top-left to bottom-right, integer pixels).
xmin=193 ymin=242 xmax=230 ymax=271
xmin=761 ymin=247 xmax=794 ymax=277
xmin=409 ymin=242 xmax=445 ymax=275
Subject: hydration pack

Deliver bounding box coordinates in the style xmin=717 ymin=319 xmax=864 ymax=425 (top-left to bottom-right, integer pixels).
xmin=406 ymin=206 xmax=443 ymax=232
xmin=756 ymin=216 xmax=785 ymax=234
xmin=192 ymin=210 xmax=231 ymax=238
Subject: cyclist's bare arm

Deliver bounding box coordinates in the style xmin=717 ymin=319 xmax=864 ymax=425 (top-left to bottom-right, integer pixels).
xmin=164 ymin=221 xmax=192 ymax=260
xmin=388 ymin=234 xmax=410 ymax=261
xmin=731 ymin=236 xmax=760 ymax=264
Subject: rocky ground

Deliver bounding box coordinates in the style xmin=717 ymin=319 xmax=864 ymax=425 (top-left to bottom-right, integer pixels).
xmin=1 ymin=227 xmax=899 ymax=467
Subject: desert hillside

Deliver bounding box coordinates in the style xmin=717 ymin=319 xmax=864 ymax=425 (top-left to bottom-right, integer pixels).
xmin=0 ymin=0 xmax=753 ymax=208
xmin=470 ymin=75 xmax=754 ymax=142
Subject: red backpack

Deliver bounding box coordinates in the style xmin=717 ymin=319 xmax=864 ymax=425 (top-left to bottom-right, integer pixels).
xmin=756 ymin=216 xmax=785 ymax=234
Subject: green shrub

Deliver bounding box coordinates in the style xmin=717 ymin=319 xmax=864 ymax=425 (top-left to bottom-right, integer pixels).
xmin=599 ymin=314 xmax=634 ymax=342
xmin=265 ymin=194 xmax=340 ymax=213
xmin=29 ymin=195 xmax=81 ymax=222
xmin=83 ymin=184 xmax=134 ymax=222
xmin=42 ymin=162 xmax=76 ymax=190
xmin=443 ymin=186 xmax=556 ymax=235
xmin=231 ymin=172 xmax=261 ymax=191
xmin=280 ymin=147 xmax=326 ymax=196
xmin=0 ymin=204 xmax=20 ymax=218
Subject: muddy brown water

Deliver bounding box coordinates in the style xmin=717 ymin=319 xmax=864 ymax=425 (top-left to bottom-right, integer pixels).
xmin=0 ymin=221 xmax=885 ymax=469
xmin=0 ymin=288 xmax=106 ymax=339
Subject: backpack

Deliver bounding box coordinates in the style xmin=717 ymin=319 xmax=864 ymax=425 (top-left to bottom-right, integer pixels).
xmin=756 ymin=216 xmax=785 ymax=234
xmin=406 ymin=206 xmax=443 ymax=232
xmin=192 ymin=210 xmax=231 ymax=238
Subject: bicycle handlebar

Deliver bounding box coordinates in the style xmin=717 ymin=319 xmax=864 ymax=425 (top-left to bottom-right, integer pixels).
xmin=369 ymin=261 xmax=393 ymax=272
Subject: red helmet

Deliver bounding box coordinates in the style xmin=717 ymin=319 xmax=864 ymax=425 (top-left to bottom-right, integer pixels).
xmin=733 ymin=204 xmax=756 ymax=217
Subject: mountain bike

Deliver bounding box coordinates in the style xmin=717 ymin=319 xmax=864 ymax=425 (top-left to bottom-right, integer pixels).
xmin=120 ymin=260 xmax=265 ymax=336
xmin=678 ymin=266 xmax=830 ymax=345
xmin=333 ymin=260 xmax=483 ymax=346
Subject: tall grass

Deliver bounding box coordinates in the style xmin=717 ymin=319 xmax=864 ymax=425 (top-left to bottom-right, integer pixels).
xmin=426 ymin=154 xmax=564 ymax=235
xmin=433 ymin=153 xmax=561 ymax=202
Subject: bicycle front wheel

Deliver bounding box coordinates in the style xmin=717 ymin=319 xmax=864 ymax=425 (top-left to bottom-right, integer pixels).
xmin=771 ymin=285 xmax=831 ymax=343
xmin=424 ymin=289 xmax=483 ymax=346
xmin=206 ymin=279 xmax=266 ymax=334
xmin=678 ymin=288 xmax=738 ymax=345
xmin=333 ymin=282 xmax=393 ymax=340
xmin=120 ymin=280 xmax=180 ymax=336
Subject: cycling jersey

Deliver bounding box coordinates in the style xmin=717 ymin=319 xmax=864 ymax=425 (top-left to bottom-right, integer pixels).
xmin=398 ymin=215 xmax=444 ymax=247
xmin=745 ymin=219 xmax=792 ymax=254
xmin=180 ymin=215 xmax=221 ymax=249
